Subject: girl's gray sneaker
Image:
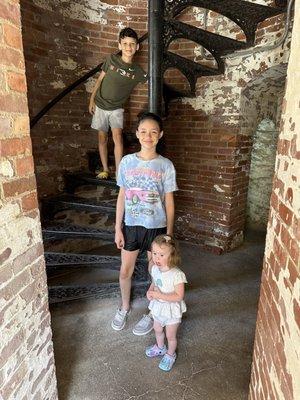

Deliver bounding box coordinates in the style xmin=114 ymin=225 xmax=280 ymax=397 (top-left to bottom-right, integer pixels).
xmin=132 ymin=313 xmax=153 ymax=335
xmin=111 ymin=308 xmax=130 ymax=331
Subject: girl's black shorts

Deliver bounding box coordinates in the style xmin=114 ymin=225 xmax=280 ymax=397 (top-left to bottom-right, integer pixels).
xmin=123 ymin=225 xmax=167 ymax=252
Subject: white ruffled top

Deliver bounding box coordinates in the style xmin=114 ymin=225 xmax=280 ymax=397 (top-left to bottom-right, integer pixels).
xmin=148 ymin=265 xmax=187 ymax=319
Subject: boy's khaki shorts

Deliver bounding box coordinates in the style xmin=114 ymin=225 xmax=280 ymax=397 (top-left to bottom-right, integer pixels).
xmin=91 ymin=105 xmax=124 ymax=133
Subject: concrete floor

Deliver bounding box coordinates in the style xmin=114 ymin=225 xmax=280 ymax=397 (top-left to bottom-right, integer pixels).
xmin=50 ymin=232 xmax=265 ymax=400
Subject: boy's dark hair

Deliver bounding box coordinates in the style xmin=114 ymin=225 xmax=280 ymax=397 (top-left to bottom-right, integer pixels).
xmin=119 ymin=27 xmax=138 ymax=43
xmin=137 ymin=112 xmax=163 ymax=131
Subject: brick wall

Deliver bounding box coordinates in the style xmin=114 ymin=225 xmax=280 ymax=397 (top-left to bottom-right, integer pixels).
xmin=0 ymin=1 xmax=57 ymax=398
xmin=21 ymin=0 xmax=148 ymax=197
xmin=249 ymin=1 xmax=300 ymax=398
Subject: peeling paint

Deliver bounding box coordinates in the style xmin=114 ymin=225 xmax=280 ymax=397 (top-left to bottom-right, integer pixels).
xmin=50 ymin=80 xmax=65 ymax=89
xmin=182 ymin=8 xmax=290 ymax=122
xmin=84 ymin=77 xmax=96 ymax=94
xmin=32 ymin=0 xmax=126 ymax=24
xmin=72 ymin=124 xmax=81 ymax=131
xmin=116 ymin=21 xmax=126 ymax=29
xmin=214 ymin=184 xmax=225 ymax=193
xmin=58 ymin=57 xmax=78 ymax=71
xmin=0 ymin=160 xmax=14 ymax=178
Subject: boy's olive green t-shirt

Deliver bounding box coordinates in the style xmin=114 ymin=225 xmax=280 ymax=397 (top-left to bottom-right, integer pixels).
xmin=95 ymin=54 xmax=148 ymax=111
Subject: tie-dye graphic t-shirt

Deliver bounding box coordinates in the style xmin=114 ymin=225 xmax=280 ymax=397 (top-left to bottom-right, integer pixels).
xmin=117 ymin=153 xmax=178 ymax=229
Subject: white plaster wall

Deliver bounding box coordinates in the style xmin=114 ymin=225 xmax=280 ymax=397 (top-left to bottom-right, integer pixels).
xmin=247 ymin=119 xmax=279 ymax=230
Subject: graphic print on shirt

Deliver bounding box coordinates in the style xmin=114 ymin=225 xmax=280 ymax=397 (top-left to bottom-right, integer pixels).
xmin=155 ymin=278 xmax=163 ymax=288
xmin=125 ymin=166 xmax=162 ymax=219
xmin=109 ymin=64 xmax=136 ymax=80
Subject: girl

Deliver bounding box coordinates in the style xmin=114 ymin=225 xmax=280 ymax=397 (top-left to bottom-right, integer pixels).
xmin=146 ymin=235 xmax=187 ymax=371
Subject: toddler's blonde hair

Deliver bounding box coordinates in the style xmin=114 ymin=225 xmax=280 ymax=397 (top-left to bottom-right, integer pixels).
xmin=152 ymin=234 xmax=181 ymax=268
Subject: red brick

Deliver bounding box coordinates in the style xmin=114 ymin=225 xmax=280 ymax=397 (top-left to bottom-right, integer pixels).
xmin=0 ymin=2 xmax=21 ymax=25
xmin=3 ymin=23 xmax=22 ymax=49
xmin=13 ymin=115 xmax=30 ymax=135
xmin=15 ymin=155 xmax=34 ymax=176
xmin=278 ymin=202 xmax=293 ymax=226
xmin=0 ymin=116 xmax=12 ymax=135
xmin=21 ymin=191 xmax=39 ymax=212
xmin=273 ymin=237 xmax=287 ymax=267
xmin=292 ymin=216 xmax=300 ymax=241
xmin=0 ymin=93 xmax=28 ymax=113
xmin=280 ymin=224 xmax=292 ymax=251
xmin=290 ymin=135 xmax=300 ymax=160
xmin=7 ymin=71 xmax=27 ymax=92
xmin=289 ymin=238 xmax=299 ymax=266
xmin=0 ymin=137 xmax=32 ymax=157
xmin=12 ymin=242 xmax=44 ymax=275
xmin=277 ymin=139 xmax=290 ymax=155
xmin=3 ymin=175 xmax=37 ymax=197
xmin=0 ymin=330 xmax=24 ymax=369
xmin=0 ymin=248 xmax=12 ymax=265
xmin=0 ymin=46 xmax=24 ymax=69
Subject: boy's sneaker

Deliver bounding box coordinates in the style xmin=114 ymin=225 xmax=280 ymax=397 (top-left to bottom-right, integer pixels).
xmin=159 ymin=353 xmax=177 ymax=371
xmin=132 ymin=314 xmax=153 ymax=336
xmin=146 ymin=344 xmax=167 ymax=358
xmin=111 ymin=308 xmax=130 ymax=331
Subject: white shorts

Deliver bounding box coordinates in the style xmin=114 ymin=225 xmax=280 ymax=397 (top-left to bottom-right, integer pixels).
xmin=153 ymin=315 xmax=181 ymax=327
xmin=91 ymin=106 xmax=124 ymax=133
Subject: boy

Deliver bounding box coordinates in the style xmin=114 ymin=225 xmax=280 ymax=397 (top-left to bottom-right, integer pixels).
xmin=89 ymin=27 xmax=148 ymax=179
xmin=112 ymin=112 xmax=178 ymax=335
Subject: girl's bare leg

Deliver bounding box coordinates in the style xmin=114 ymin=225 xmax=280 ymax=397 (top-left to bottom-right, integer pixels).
xmin=165 ymin=323 xmax=180 ymax=355
xmin=119 ymin=248 xmax=139 ymax=311
xmin=154 ymin=320 xmax=165 ymax=348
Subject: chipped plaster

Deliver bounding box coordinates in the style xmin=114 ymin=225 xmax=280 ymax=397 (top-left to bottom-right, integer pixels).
xmin=183 ymin=44 xmax=290 ymax=120
xmin=183 ymin=5 xmax=290 ymax=122
xmin=58 ymin=57 xmax=78 ymax=71
xmin=32 ymin=0 xmax=126 ymax=24
xmin=50 ymin=80 xmax=65 ymax=89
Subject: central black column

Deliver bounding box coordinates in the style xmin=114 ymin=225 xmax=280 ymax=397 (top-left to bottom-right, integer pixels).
xmin=148 ymin=0 xmax=164 ymax=116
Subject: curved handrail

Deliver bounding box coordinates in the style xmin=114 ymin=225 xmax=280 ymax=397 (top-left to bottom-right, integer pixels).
xmin=30 ymin=33 xmax=148 ymax=128
xmin=30 ymin=64 xmax=102 ymax=128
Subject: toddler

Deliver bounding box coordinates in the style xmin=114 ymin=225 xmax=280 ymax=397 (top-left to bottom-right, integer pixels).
xmin=146 ymin=235 xmax=187 ymax=371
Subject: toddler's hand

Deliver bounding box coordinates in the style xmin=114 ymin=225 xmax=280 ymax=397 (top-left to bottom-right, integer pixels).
xmin=146 ymin=290 xmax=153 ymax=301
xmin=148 ymin=290 xmax=158 ymax=299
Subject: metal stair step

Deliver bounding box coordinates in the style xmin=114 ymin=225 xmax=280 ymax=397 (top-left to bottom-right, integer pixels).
xmin=164 ymin=20 xmax=249 ymax=60
xmin=65 ymin=172 xmax=117 ymax=194
xmin=42 ymin=194 xmax=116 ymax=219
xmin=163 ymin=51 xmax=222 ymax=94
xmin=165 ymin=0 xmax=285 ymax=44
xmin=48 ymin=281 xmax=149 ymax=303
xmin=42 ymin=223 xmax=114 ymax=241
xmin=44 ymin=252 xmax=148 ymax=281
xmin=44 ymin=252 xmax=120 ymax=267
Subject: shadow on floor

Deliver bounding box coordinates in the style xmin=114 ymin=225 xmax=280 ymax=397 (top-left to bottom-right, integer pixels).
xmin=50 ymin=230 xmax=266 ymax=400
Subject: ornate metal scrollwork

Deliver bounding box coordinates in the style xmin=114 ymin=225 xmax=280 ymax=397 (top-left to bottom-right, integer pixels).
xmin=159 ymin=0 xmax=285 ymax=105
